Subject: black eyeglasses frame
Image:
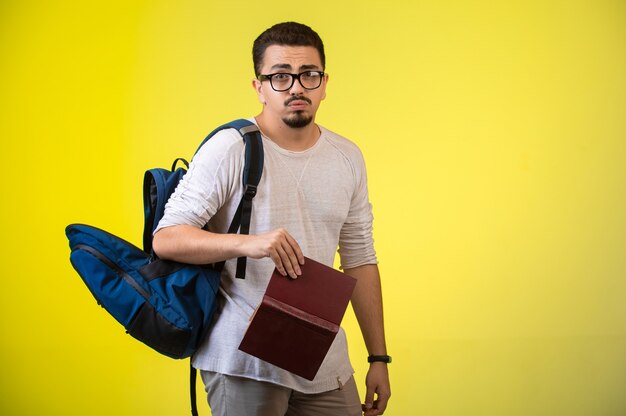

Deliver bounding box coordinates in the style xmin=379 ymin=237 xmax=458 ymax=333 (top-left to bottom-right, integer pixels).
xmin=257 ymin=71 xmax=325 ymax=92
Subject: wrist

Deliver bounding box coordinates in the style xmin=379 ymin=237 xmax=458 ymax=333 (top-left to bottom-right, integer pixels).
xmin=231 ymin=233 xmax=253 ymax=258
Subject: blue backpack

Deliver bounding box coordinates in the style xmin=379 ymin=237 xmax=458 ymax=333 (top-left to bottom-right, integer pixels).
xmin=66 ymin=119 xmax=263 ymax=414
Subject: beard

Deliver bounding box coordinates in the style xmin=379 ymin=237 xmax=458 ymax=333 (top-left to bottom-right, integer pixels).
xmin=282 ymin=95 xmax=314 ymax=128
xmin=282 ymin=111 xmax=313 ymax=128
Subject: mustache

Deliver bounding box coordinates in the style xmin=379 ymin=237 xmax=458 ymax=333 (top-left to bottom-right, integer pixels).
xmin=284 ymin=95 xmax=312 ymax=106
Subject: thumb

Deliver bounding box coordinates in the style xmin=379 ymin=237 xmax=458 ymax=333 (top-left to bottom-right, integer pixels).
xmin=363 ymin=385 xmax=375 ymax=410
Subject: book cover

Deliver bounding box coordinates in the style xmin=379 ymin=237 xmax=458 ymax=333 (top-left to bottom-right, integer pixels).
xmin=238 ymin=257 xmax=357 ymax=380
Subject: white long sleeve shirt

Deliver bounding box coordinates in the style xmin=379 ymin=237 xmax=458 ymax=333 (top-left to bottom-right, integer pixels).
xmin=155 ymin=119 xmax=377 ymax=393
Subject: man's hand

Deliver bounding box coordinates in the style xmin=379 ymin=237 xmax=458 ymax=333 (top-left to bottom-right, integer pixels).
xmin=362 ymin=362 xmax=391 ymax=415
xmin=244 ymin=228 xmax=304 ymax=278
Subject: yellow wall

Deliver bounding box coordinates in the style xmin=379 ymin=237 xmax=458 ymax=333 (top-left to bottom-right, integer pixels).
xmin=1 ymin=1 xmax=625 ymax=415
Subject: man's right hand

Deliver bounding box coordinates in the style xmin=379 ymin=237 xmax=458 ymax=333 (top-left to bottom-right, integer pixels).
xmin=243 ymin=228 xmax=304 ymax=279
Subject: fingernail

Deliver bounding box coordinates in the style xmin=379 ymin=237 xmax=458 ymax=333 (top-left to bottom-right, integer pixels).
xmin=365 ymin=403 xmax=373 ymax=409
xmin=296 ymin=267 xmax=302 ymax=275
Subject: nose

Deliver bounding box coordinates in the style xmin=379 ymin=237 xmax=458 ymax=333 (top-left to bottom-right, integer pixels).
xmin=288 ymin=75 xmax=305 ymax=95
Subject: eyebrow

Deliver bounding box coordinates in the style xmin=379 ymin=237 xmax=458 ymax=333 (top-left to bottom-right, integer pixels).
xmin=269 ymin=63 xmax=322 ymax=72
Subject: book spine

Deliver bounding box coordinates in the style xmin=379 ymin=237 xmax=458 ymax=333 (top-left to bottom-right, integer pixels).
xmin=262 ymin=296 xmax=339 ymax=334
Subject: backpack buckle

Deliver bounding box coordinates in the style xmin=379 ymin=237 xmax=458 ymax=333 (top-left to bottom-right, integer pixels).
xmin=244 ymin=184 xmax=257 ymax=199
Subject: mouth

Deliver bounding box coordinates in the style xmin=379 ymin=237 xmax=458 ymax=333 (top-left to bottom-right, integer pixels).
xmin=288 ymin=101 xmax=309 ymax=110
xmin=285 ymin=96 xmax=312 ymax=109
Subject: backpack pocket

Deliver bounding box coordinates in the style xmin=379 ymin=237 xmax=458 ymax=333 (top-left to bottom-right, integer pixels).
xmin=67 ymin=223 xmax=221 ymax=359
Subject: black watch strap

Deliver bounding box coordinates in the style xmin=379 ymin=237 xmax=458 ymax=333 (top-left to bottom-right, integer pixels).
xmin=368 ymin=354 xmax=392 ymax=364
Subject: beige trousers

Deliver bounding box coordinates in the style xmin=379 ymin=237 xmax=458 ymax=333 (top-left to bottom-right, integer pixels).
xmin=200 ymin=371 xmax=362 ymax=416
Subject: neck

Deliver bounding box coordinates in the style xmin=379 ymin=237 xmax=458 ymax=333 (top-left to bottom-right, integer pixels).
xmin=255 ymin=113 xmax=320 ymax=152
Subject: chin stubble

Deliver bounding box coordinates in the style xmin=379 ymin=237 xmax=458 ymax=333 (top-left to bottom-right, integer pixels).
xmin=282 ymin=112 xmax=313 ymax=128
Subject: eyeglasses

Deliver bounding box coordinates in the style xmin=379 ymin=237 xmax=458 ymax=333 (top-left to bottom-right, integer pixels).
xmin=258 ymin=71 xmax=325 ymax=92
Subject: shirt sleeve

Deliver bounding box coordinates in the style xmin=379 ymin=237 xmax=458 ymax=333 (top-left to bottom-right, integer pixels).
xmin=154 ymin=129 xmax=244 ymax=233
xmin=337 ymin=146 xmax=378 ymax=270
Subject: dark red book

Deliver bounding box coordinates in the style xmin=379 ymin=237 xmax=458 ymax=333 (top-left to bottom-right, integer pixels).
xmin=238 ymin=257 xmax=357 ymax=380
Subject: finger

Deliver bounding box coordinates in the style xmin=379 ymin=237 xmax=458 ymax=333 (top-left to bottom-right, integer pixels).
xmin=363 ymin=386 xmax=375 ymax=413
xmin=267 ymin=248 xmax=287 ymax=277
xmin=363 ymin=404 xmax=378 ymax=416
xmin=279 ymin=239 xmax=303 ymax=277
xmin=284 ymin=232 xmax=305 ymax=265
xmin=274 ymin=243 xmax=299 ymax=279
xmin=375 ymin=396 xmax=389 ymax=414
xmin=266 ymin=231 xmax=298 ymax=278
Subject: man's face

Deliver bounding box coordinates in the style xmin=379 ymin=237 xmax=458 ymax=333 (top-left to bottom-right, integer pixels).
xmin=254 ymin=45 xmax=327 ymax=129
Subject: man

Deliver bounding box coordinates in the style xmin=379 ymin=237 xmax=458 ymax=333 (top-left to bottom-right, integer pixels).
xmin=153 ymin=22 xmax=391 ymax=416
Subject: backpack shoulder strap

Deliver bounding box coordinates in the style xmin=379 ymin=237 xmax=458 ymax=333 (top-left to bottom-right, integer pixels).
xmin=195 ymin=119 xmax=264 ymax=200
xmin=190 ymin=120 xmax=263 ymax=416
xmin=190 ymin=363 xmax=199 ymax=416
xmin=201 ymin=119 xmax=264 ymax=279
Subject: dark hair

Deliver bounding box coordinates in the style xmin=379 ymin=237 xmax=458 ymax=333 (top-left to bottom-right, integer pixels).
xmin=252 ymin=22 xmax=325 ymax=77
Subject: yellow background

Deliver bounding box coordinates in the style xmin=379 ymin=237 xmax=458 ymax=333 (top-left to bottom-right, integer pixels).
xmin=1 ymin=1 xmax=625 ymax=415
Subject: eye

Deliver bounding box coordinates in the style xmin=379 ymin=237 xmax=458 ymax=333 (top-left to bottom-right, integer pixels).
xmin=272 ymin=73 xmax=291 ymax=81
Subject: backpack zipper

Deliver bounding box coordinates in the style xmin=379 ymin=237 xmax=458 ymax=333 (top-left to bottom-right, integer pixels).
xmin=74 ymin=244 xmax=151 ymax=300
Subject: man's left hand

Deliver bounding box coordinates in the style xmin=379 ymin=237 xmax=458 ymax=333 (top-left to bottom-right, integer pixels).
xmin=362 ymin=362 xmax=391 ymax=415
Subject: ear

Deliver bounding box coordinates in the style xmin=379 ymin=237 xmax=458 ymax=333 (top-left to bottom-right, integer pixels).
xmin=252 ymin=79 xmax=266 ymax=105
xmin=321 ymin=73 xmax=329 ymax=101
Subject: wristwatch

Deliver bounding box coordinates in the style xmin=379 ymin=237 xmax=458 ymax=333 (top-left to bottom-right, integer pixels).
xmin=368 ymin=354 xmax=392 ymax=364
